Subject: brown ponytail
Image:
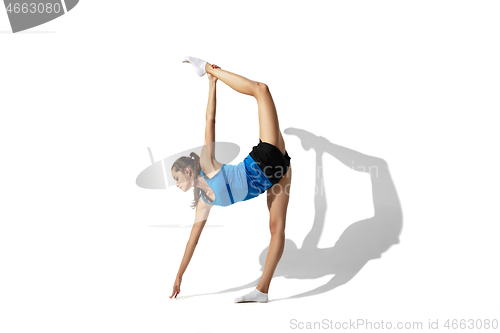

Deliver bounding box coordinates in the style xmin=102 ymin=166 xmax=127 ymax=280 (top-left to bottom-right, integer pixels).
xmin=171 ymin=152 xmax=214 ymax=209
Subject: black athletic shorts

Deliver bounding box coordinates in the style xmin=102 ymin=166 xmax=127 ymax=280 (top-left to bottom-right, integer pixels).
xmin=249 ymin=139 xmax=291 ymax=187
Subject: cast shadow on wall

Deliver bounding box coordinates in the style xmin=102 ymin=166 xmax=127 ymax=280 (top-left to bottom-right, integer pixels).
xmin=184 ymin=128 xmax=403 ymax=301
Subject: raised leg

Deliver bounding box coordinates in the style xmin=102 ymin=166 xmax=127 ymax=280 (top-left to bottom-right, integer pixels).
xmin=205 ymin=63 xmax=286 ymax=155
xmin=256 ymin=163 xmax=292 ymax=294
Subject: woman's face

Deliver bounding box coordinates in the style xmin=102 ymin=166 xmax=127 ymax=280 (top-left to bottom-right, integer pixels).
xmin=171 ymin=167 xmax=193 ymax=192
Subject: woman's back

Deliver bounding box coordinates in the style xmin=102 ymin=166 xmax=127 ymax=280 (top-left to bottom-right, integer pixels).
xmin=200 ymin=155 xmax=272 ymax=207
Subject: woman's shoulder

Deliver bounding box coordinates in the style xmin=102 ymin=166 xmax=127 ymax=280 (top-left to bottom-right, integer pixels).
xmin=200 ymin=159 xmax=224 ymax=179
xmin=197 ymin=195 xmax=214 ymax=212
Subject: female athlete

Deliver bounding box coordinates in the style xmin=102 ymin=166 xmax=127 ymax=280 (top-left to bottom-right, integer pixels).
xmin=169 ymin=56 xmax=292 ymax=303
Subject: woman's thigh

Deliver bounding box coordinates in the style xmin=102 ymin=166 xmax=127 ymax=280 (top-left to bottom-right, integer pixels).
xmin=267 ymin=163 xmax=292 ymax=230
xmin=255 ymin=84 xmax=286 ymax=155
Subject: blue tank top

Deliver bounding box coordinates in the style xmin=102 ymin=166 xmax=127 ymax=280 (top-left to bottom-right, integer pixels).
xmin=200 ymin=154 xmax=272 ymax=207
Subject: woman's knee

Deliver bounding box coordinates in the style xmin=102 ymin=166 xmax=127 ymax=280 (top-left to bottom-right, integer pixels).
xmin=269 ymin=218 xmax=285 ymax=237
xmin=255 ymin=82 xmax=269 ymax=96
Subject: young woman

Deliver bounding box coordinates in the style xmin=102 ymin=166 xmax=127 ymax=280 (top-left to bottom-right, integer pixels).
xmin=169 ymin=56 xmax=292 ymax=303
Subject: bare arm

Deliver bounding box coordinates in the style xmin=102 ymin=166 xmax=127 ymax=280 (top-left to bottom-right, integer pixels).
xmin=201 ymin=74 xmax=218 ymax=173
xmin=175 ymin=223 xmax=205 ymax=278
xmin=171 ymin=201 xmax=212 ymax=298
xmin=206 ymin=76 xmax=217 ymax=121
xmin=176 ymin=202 xmax=211 ymax=277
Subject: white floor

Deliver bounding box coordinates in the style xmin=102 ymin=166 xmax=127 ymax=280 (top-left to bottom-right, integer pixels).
xmin=1 ymin=1 xmax=499 ymax=332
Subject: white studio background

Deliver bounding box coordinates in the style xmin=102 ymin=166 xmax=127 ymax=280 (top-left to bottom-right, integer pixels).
xmin=1 ymin=1 xmax=499 ymax=332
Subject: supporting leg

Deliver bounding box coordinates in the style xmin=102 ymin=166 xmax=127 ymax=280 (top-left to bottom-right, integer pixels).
xmin=257 ymin=163 xmax=292 ymax=294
